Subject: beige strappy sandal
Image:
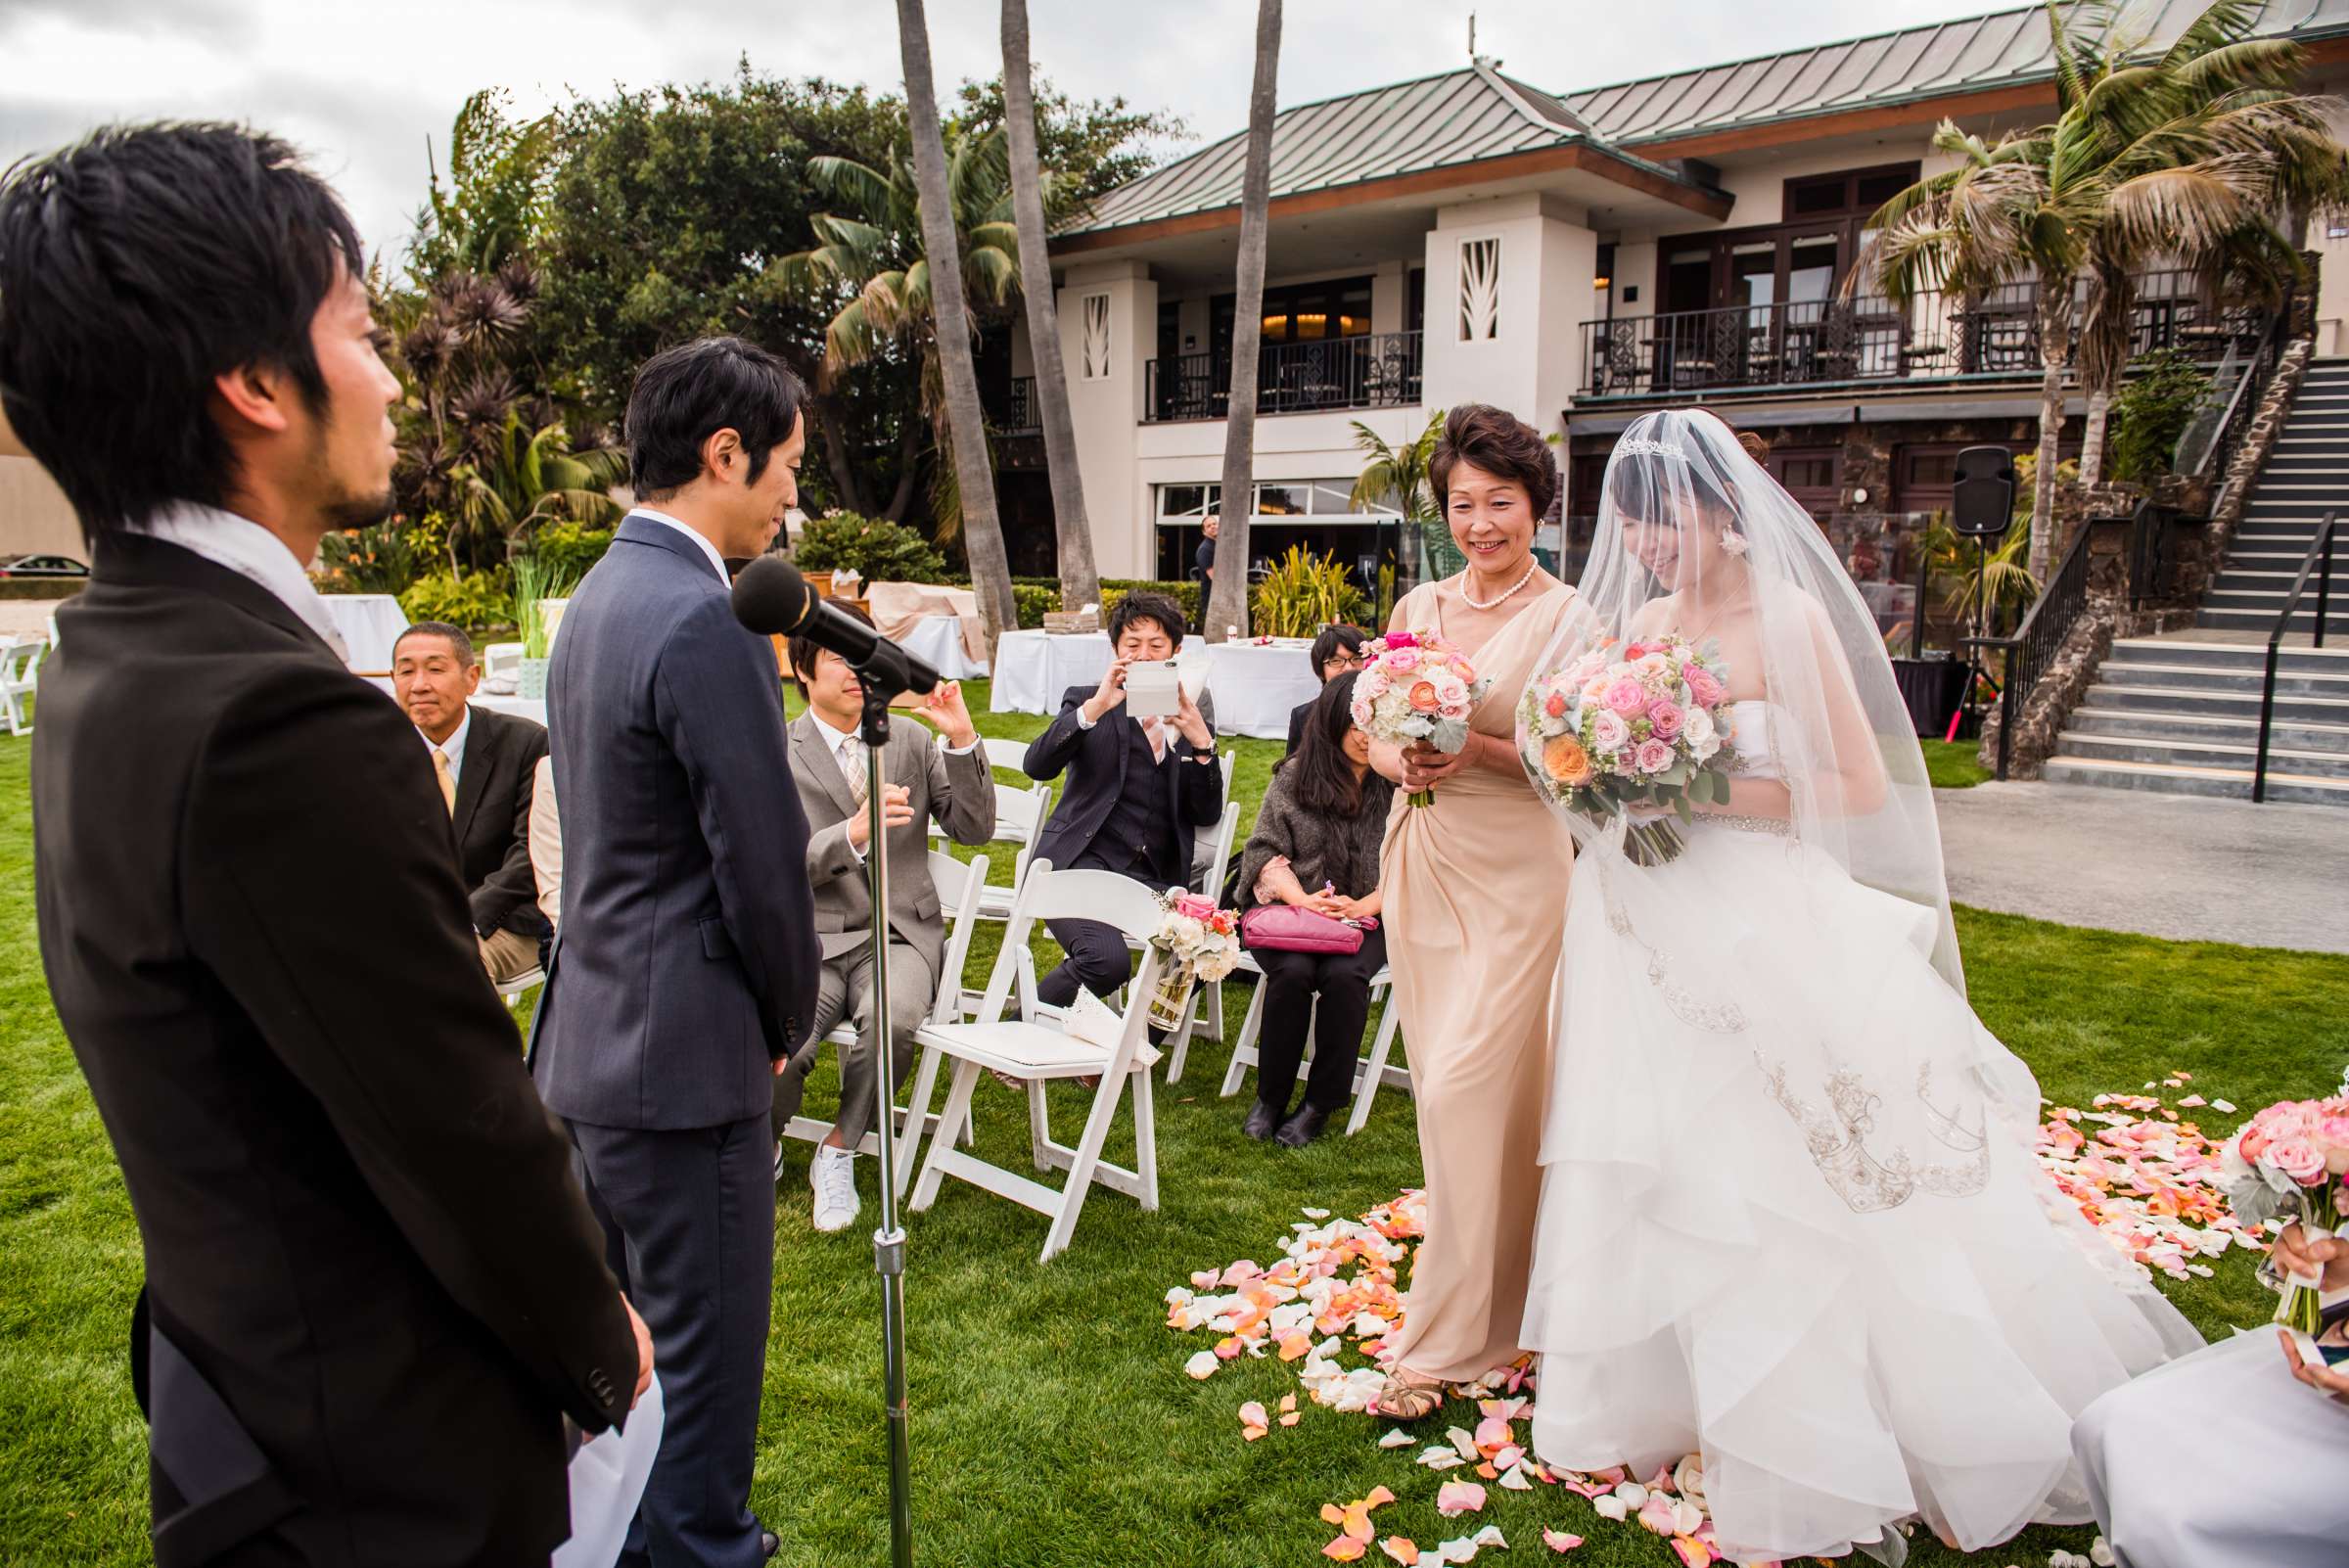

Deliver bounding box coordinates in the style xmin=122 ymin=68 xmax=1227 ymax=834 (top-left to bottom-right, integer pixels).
xmin=1374 ymin=1365 xmax=1445 ymax=1421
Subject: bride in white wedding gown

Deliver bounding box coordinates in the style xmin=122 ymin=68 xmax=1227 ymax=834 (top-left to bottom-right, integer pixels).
xmin=1518 ymin=410 xmax=2202 ymax=1564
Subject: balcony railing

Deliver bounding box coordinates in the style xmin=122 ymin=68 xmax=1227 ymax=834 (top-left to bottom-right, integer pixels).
xmin=1145 ymin=330 xmax=1423 ymax=423
xmin=1579 ymin=272 xmax=2261 ymax=398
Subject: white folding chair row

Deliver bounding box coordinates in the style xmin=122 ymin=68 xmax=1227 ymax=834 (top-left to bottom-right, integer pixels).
xmin=777 ymin=849 xmax=988 ymax=1200
xmin=902 ymin=860 xmax=1165 ymax=1262
xmin=1216 ymin=950 xmax=1409 ymax=1135
xmin=0 ymin=635 xmax=45 ymax=736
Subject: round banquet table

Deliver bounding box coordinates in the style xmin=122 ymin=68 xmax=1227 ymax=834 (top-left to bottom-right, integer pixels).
xmin=323 ymin=594 xmax=410 ymax=674
xmin=987 ymin=630 xmax=1317 ymax=740
xmin=897 ymin=615 xmax=990 ymax=680
xmin=473 ymin=693 xmax=549 ymax=726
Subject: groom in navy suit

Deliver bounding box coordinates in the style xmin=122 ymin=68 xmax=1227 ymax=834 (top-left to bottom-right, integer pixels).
xmin=531 ymin=336 xmax=820 ymax=1567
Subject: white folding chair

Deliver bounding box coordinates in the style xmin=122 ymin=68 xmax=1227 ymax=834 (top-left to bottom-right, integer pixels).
xmin=44 ymin=613 xmax=61 ymax=652
xmin=1162 ymin=795 xmax=1241 ymax=1084
xmin=904 ymin=860 xmax=1166 ymax=1262
xmin=1218 ymin=952 xmax=1408 ymax=1135
xmin=0 ymin=636 xmax=45 ymax=736
xmin=982 ymin=736 xmax=1036 ymax=777
xmin=779 ymin=850 xmax=989 ymax=1199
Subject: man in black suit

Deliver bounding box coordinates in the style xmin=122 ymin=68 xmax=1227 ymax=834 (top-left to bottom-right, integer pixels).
xmin=530 ymin=336 xmax=820 ymax=1568
xmin=392 ymin=620 xmax=548 ymax=982
xmin=1024 ymin=591 xmax=1223 ymax=1007
xmin=0 ymin=123 xmax=648 ymax=1566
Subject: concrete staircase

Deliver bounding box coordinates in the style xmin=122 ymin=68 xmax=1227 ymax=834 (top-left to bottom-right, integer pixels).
xmin=2042 ymin=636 xmax=2349 ymax=805
xmin=2199 ymin=355 xmax=2349 ymax=637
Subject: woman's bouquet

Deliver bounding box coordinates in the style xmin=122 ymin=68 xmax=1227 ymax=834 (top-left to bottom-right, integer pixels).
xmin=2220 ymin=1095 xmax=2349 ymax=1338
xmin=1515 ymin=633 xmax=1742 ymax=865
xmin=1349 ymin=630 xmax=1491 ymax=807
xmin=1145 ymin=889 xmax=1242 ymax=1031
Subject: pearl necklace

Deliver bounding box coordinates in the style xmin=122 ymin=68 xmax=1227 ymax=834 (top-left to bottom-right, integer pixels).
xmin=1459 ymin=559 xmax=1539 ymax=611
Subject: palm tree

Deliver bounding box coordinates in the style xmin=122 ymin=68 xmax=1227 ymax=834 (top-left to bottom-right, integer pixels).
xmin=1866 ymin=0 xmax=2349 ymax=576
xmin=778 ymin=128 xmax=1022 ymax=549
xmin=894 ymin=0 xmax=1019 ymax=652
xmin=448 ymin=412 xmax=626 ymax=563
xmin=1001 ymin=0 xmax=1102 ymax=617
xmin=1349 ymin=409 xmax=1447 ymax=610
xmin=1202 ymin=0 xmax=1283 ymax=643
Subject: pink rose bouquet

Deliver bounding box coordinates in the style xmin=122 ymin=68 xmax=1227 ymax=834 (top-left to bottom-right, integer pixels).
xmin=2221 ymin=1094 xmax=2349 ymax=1339
xmin=1514 ymin=633 xmax=1742 ymax=865
xmin=1350 ymin=629 xmax=1491 ymax=807
xmin=1144 ymin=886 xmax=1241 ymax=1030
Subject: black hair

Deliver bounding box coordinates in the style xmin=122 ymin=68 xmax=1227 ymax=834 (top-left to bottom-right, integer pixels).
xmin=1606 ymin=417 xmax=1743 ymax=532
xmin=395 ymin=621 xmax=476 ymax=668
xmin=1310 ymin=623 xmax=1367 ymax=682
xmin=625 ymin=336 xmax=807 ymax=500
xmin=1107 ymin=590 xmax=1186 ymax=649
xmin=1430 ymin=402 xmax=1558 ymax=520
xmin=0 ymin=122 xmax=365 ymax=541
xmin=787 ymin=598 xmax=875 ymax=699
xmin=1282 ymin=670 xmax=1376 ymax=818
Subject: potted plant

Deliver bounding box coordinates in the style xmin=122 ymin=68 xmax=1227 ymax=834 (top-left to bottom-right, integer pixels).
xmin=512 ymin=556 xmax=577 ymax=700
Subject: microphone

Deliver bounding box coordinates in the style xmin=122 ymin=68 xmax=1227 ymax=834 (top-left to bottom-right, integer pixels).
xmin=732 ymin=555 xmax=941 ymax=695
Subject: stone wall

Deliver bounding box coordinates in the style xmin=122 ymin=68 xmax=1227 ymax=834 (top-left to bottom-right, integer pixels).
xmin=1974 ymin=517 xmax=2132 ymax=778
xmin=2174 ymin=338 xmax=2315 ymax=601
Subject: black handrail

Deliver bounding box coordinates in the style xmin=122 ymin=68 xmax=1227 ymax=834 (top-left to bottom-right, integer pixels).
xmin=1962 ymin=520 xmax=2096 ymax=780
xmin=2252 ymin=508 xmax=2341 ymax=804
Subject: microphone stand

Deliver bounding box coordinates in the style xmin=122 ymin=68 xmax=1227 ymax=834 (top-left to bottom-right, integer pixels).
xmin=854 ymin=667 xmax=916 ymax=1568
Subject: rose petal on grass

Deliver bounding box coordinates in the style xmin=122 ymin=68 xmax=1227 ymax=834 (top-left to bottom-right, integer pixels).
xmin=1473 ymin=1415 xmax=1515 ymax=1456
xmin=1436 ymin=1480 xmax=1488 ymax=1516
xmin=1323 ymin=1536 xmax=1367 ymax=1562
xmin=1380 ymin=1538 xmax=1420 ymax=1565
xmin=1448 ymin=1425 xmax=1482 ymax=1462
xmin=1669 ymin=1537 xmax=1711 ymax=1567
xmin=1304 ymin=1207 xmax=1332 ymax=1219
xmin=1378 ymin=1428 xmax=1414 ymax=1450
xmin=1591 ymin=1495 xmax=1629 ymax=1522
xmin=1497 ymin=1462 xmax=1533 ymax=1492
xmin=1542 ymin=1530 xmax=1585 ymax=1552
xmin=1183 ymin=1350 xmax=1220 ymax=1380
xmin=1637 ymin=1493 xmax=1681 ymax=1535
xmin=1472 ymin=1527 xmax=1506 ymax=1549
xmin=1418 ymin=1448 xmax=1465 ymax=1471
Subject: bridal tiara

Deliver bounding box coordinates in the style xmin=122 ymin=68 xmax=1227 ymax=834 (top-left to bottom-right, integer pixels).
xmin=1618 ymin=437 xmax=1688 ymax=460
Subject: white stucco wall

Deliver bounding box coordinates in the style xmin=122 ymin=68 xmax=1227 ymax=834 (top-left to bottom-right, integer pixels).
xmin=1421 ymin=193 xmax=1595 ymax=434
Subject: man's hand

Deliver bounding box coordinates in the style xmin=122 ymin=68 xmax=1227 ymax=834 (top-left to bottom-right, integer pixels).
xmin=921 ymin=680 xmax=979 ymax=749
xmin=623 ymin=1293 xmax=654 ymax=1408
xmin=846 ymin=784 xmax=916 ymax=851
xmin=1174 ymin=684 xmax=1213 ymax=751
xmin=2275 ymin=1222 xmax=2349 ymax=1292
xmin=1081 ymin=659 xmax=1131 ymax=725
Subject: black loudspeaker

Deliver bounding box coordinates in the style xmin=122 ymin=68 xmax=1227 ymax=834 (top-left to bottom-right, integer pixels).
xmin=1951 ymin=445 xmax=2017 ymax=539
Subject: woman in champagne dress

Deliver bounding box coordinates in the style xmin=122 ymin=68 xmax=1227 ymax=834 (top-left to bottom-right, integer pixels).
xmin=1369 ymin=405 xmax=1582 ymax=1420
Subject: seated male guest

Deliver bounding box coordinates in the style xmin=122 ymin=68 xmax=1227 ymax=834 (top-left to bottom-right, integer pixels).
xmin=770 ymin=603 xmax=995 ymax=1230
xmin=392 ymin=620 xmax=548 ymax=981
xmin=2072 ymin=1221 xmax=2349 ymax=1566
xmin=1023 ymin=591 xmax=1221 ymax=1007
xmin=1283 ymin=623 xmax=1367 ymax=758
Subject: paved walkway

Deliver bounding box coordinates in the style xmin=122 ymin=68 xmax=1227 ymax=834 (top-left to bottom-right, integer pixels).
xmin=1935 ymin=781 xmax=2349 ymax=953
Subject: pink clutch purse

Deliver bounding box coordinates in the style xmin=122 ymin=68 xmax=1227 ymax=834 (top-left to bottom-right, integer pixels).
xmin=1240 ymin=903 xmax=1369 ymax=954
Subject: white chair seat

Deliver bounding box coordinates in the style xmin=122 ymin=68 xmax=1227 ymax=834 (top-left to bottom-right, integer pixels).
xmin=911 ymin=1019 xmax=1114 ymax=1079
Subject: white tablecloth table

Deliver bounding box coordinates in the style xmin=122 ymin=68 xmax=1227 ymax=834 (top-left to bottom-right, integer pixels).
xmin=474 ymin=693 xmax=549 ymax=726
xmin=988 ymin=631 xmax=1316 ymax=740
xmin=898 ymin=615 xmax=990 ymax=680
xmin=323 ymin=594 xmax=409 ymax=674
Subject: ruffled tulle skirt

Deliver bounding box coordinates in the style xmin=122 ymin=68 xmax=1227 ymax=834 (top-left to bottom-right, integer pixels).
xmin=1524 ymin=824 xmax=2203 ymax=1562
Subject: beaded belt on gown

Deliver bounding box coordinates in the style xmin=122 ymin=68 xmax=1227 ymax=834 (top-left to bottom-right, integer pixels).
xmin=1694 ymin=810 xmax=1793 ymax=838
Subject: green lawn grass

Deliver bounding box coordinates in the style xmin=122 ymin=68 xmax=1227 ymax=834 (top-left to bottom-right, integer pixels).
xmin=3 ymin=690 xmax=2342 ymax=1566
xmin=1919 ymin=737 xmax=1993 ymax=789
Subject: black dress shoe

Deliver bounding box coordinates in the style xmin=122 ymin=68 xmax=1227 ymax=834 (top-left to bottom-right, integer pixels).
xmin=762 ymin=1530 xmax=780 ymax=1559
xmin=1274 ymin=1103 xmax=1331 ymax=1148
xmin=1242 ymin=1099 xmax=1282 ymax=1141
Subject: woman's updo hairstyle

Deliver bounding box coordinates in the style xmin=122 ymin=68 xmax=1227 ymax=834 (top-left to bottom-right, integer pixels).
xmin=1430 ymin=402 xmax=1557 ymax=520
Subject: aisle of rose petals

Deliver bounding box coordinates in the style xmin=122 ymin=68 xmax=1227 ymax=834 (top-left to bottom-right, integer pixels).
xmin=1165 ymin=1083 xmax=2262 ymax=1566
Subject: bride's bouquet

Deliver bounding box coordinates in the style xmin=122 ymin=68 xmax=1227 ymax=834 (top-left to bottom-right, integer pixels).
xmin=2219 ymin=1094 xmax=2349 ymax=1339
xmin=1516 ymin=634 xmax=1742 ymax=865
xmin=1349 ymin=630 xmax=1490 ymax=807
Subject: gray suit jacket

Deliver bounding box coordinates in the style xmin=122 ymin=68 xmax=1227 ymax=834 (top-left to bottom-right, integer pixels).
xmin=792 ymin=712 xmax=994 ymax=986
xmin=530 ymin=514 xmax=821 ymax=1131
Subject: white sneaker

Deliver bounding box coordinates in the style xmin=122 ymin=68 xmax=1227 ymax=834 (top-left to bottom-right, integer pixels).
xmin=810 ymin=1144 xmax=860 ymax=1234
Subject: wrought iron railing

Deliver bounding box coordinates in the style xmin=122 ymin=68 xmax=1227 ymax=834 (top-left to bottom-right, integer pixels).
xmin=1000 ymin=376 xmax=1039 ymax=437
xmin=2253 ymin=509 xmax=2342 ymax=804
xmin=1579 ymin=271 xmax=2263 ymax=397
xmin=2125 ymin=497 xmax=2184 ymax=609
xmin=1964 ymin=519 xmax=2096 ymax=780
xmin=1144 ymin=331 xmax=1423 ymax=423
xmin=2180 ymin=307 xmax=2290 ymax=499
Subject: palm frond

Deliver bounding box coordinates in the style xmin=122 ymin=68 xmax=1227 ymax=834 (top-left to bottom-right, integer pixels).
xmin=2102 ymin=164 xmax=2253 ymax=254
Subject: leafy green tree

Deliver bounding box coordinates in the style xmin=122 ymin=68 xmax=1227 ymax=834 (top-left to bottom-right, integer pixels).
xmin=410 ymin=89 xmax=557 ymax=280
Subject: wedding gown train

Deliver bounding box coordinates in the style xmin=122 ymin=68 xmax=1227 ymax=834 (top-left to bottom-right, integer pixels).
xmin=1523 ymin=705 xmax=2202 ymax=1563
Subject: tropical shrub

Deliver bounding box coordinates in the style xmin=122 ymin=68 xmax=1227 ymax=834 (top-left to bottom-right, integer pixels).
xmin=795 ymin=512 xmax=950 ymax=583
xmin=315 ymin=522 xmax=428 ymax=595
xmin=511 ymin=557 xmax=581 ymax=659
xmin=999 ymin=578 xmax=1204 ymax=631
xmin=2108 ymin=349 xmax=2216 ymax=483
xmin=1251 ymin=546 xmax=1372 ymax=637
xmin=400 ymin=569 xmax=517 ymax=635
xmin=527 ymin=522 xmax=614 ymax=582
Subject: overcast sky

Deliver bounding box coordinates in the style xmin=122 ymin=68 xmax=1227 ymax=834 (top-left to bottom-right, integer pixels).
xmin=0 ymin=0 xmax=2010 ymax=269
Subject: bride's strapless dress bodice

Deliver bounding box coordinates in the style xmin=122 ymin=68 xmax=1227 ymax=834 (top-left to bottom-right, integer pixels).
xmin=1721 ymin=698 xmax=1786 ymax=782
